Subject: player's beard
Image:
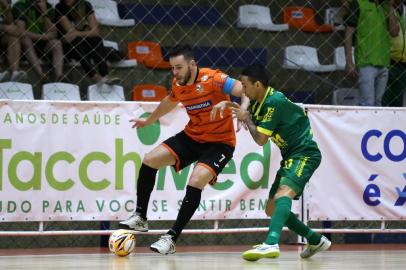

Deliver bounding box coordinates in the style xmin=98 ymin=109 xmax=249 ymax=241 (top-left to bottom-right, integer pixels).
xmin=177 ymin=67 xmax=192 ymax=86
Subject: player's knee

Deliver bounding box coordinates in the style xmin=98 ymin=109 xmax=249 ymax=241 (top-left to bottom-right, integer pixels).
xmin=188 ymin=176 xmax=208 ymax=190
xmin=142 ymin=152 xmax=160 ymax=169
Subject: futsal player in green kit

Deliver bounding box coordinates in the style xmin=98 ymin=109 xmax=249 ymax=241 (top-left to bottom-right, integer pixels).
xmin=211 ymin=65 xmax=331 ymax=261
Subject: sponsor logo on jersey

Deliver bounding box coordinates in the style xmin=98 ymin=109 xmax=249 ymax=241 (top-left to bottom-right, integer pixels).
xmin=185 ymin=100 xmax=212 ymax=111
xmin=263 ymin=107 xmax=275 ymax=122
xmin=196 ymin=84 xmax=204 ymax=92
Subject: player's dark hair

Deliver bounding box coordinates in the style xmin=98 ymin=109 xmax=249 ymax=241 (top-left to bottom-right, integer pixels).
xmin=168 ymin=44 xmax=194 ymax=61
xmin=241 ymin=65 xmax=270 ymax=87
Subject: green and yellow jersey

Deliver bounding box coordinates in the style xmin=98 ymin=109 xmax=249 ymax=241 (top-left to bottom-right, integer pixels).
xmin=249 ymin=87 xmax=320 ymax=159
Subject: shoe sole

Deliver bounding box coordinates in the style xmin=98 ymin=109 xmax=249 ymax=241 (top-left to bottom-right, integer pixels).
xmin=150 ymin=246 xmax=175 ymax=255
xmin=242 ymin=251 xmax=280 ymax=261
xmin=300 ymin=239 xmax=331 ymax=259
xmin=118 ymin=223 xmax=148 ymax=232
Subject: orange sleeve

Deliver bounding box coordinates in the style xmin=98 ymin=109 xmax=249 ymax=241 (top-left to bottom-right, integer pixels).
xmin=212 ymin=71 xmax=229 ymax=93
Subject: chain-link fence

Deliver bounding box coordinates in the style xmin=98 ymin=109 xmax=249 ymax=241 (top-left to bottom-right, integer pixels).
xmin=1 ymin=0 xmax=406 ymax=249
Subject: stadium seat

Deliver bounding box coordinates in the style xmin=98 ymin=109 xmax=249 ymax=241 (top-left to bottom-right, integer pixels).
xmin=283 ymin=6 xmax=333 ymax=32
xmin=193 ymin=46 xmax=267 ymax=67
xmin=102 ymin=40 xmax=137 ymax=68
xmin=42 ymin=83 xmax=81 ymax=101
xmin=334 ymin=46 xmax=355 ymax=71
xmin=332 ymin=88 xmax=360 ymax=105
xmin=0 ymin=82 xmax=34 ymax=100
xmin=237 ymin=5 xmax=288 ymax=31
xmin=283 ymin=45 xmax=337 ymax=72
xmin=324 ymin=7 xmax=345 ymax=31
xmin=87 ymin=84 xmax=125 ymax=101
xmin=118 ymin=3 xmax=222 ymax=26
xmin=132 ymin=84 xmax=168 ymax=102
xmin=87 ymin=0 xmax=135 ymax=27
xmin=127 ymin=41 xmax=170 ymax=69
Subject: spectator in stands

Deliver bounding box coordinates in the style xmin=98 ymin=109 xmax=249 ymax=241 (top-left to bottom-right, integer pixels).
xmin=344 ymin=0 xmax=399 ymax=106
xmin=119 ymin=45 xmax=249 ymax=255
xmin=213 ymin=65 xmax=330 ymax=261
xmin=0 ymin=0 xmax=26 ymax=81
xmin=13 ymin=0 xmax=64 ymax=83
xmin=55 ymin=0 xmax=120 ymax=86
xmin=382 ymin=0 xmax=406 ymax=107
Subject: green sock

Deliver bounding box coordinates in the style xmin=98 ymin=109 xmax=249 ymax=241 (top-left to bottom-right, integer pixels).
xmin=285 ymin=212 xmax=321 ymax=245
xmin=265 ymin=196 xmax=292 ymax=245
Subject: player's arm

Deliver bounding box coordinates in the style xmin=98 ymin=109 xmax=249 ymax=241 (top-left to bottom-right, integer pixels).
xmin=242 ymin=113 xmax=269 ymax=146
xmin=130 ymin=96 xmax=179 ymax=128
xmin=229 ymin=80 xmax=250 ymax=109
xmin=210 ymin=77 xmax=249 ymax=123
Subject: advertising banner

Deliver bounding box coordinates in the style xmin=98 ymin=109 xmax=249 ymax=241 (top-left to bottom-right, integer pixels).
xmin=307 ymin=107 xmax=406 ymax=220
xmin=0 ymin=100 xmax=290 ymax=221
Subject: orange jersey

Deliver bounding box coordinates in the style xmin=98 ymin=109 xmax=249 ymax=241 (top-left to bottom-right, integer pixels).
xmin=169 ymin=68 xmax=236 ymax=147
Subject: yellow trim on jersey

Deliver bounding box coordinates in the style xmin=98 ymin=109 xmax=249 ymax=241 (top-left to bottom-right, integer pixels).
xmin=257 ymin=126 xmax=273 ymax=136
xmin=254 ymin=87 xmax=273 ymax=118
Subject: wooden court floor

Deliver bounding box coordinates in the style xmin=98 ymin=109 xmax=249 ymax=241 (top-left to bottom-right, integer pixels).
xmin=1 ymin=244 xmax=405 ymax=270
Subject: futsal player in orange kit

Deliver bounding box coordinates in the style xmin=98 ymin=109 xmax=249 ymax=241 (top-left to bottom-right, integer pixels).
xmin=119 ymin=44 xmax=249 ymax=254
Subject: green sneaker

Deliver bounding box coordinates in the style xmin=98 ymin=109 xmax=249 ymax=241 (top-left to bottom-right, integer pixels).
xmin=300 ymin=235 xmax=331 ymax=259
xmin=242 ymin=243 xmax=280 ymax=261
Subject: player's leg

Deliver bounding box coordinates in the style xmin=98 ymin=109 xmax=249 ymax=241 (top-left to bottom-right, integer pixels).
xmin=150 ymin=164 xmax=213 ymax=255
xmin=150 ymin=142 xmax=234 ymax=254
xmin=119 ymin=141 xmax=177 ymax=231
xmin=242 ymin=183 xmax=295 ymax=261
xmin=267 ymin=155 xmax=330 ymax=258
xmin=264 ymin=196 xmax=330 ymax=259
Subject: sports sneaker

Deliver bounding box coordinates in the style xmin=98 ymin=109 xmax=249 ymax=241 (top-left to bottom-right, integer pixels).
xmin=150 ymin=234 xmax=176 ymax=255
xmin=300 ymin=235 xmax=331 ymax=259
xmin=118 ymin=212 xmax=148 ymax=232
xmin=242 ymin=243 xmax=280 ymax=261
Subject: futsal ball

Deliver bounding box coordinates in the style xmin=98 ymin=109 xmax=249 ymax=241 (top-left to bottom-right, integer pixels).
xmin=108 ymin=229 xmax=136 ymax=257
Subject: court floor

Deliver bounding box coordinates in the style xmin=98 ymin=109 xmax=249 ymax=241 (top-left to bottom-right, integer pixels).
xmin=1 ymin=244 xmax=405 ymax=270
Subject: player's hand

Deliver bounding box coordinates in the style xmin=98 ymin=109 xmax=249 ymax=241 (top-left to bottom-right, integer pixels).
xmin=210 ymin=101 xmax=230 ymax=121
xmin=236 ymin=119 xmax=248 ymax=132
xmin=129 ymin=118 xmax=152 ymax=128
xmin=231 ymin=105 xmax=250 ymax=122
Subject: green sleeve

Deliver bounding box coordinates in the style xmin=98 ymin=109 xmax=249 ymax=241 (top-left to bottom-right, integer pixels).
xmin=344 ymin=0 xmax=360 ymax=27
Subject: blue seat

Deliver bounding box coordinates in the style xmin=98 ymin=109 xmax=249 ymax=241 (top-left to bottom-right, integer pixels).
xmin=194 ymin=47 xmax=267 ymax=67
xmin=161 ymin=46 xmax=267 ymax=67
xmin=118 ymin=4 xmax=222 ymax=26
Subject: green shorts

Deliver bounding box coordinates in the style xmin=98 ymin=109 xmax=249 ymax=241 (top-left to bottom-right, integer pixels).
xmin=268 ymin=154 xmax=321 ymax=200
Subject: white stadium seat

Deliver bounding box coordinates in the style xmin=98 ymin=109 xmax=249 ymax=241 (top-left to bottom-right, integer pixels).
xmin=283 ymin=45 xmax=337 ymax=72
xmin=332 ymin=88 xmax=360 ymax=105
xmin=102 ymin=40 xmax=137 ymax=68
xmin=0 ymin=82 xmax=34 ymax=100
xmin=87 ymin=84 xmax=125 ymax=101
xmin=237 ymin=4 xmax=288 ymax=32
xmin=334 ymin=46 xmax=355 ymax=71
xmin=42 ymin=83 xmax=81 ymax=101
xmin=88 ymin=0 xmax=135 ymax=27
